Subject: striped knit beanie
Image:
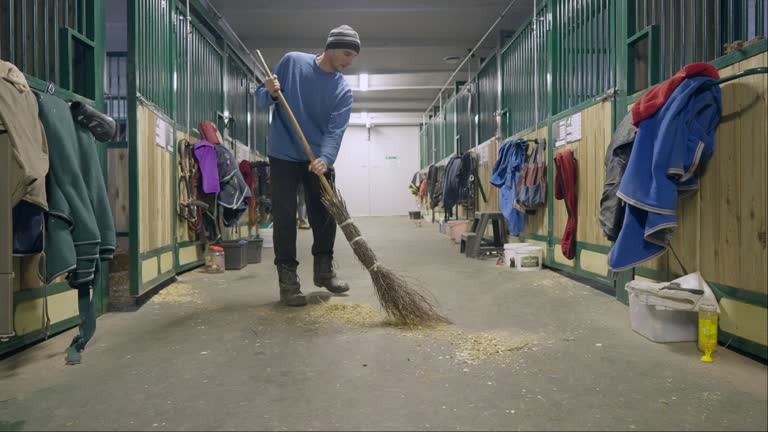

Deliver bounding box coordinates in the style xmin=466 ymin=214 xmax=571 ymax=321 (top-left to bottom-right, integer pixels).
xmin=325 ymin=25 xmax=361 ymax=53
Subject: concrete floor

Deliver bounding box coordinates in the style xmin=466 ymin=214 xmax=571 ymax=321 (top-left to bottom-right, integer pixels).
xmin=1 ymin=217 xmax=766 ymax=431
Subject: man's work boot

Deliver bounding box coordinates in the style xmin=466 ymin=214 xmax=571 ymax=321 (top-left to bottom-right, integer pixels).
xmin=278 ymin=265 xmax=307 ymax=307
xmin=313 ymin=255 xmax=350 ymax=294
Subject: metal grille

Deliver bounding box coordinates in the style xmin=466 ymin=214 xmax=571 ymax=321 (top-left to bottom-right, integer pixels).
xmin=137 ymin=0 xmax=172 ymax=112
xmin=633 ymin=0 xmax=768 ymax=83
xmin=443 ymin=95 xmax=457 ymax=158
xmin=456 ymin=87 xmax=472 ymax=154
xmin=225 ymin=54 xmax=250 ymax=145
xmin=501 ymin=3 xmax=551 ymax=136
xmin=251 ymin=99 xmax=270 ymax=156
xmin=0 ymin=0 xmax=96 ymax=92
xmin=105 ymin=52 xmax=128 ymax=141
xmin=477 ymin=53 xmax=498 ymax=144
xmin=557 ymin=0 xmax=613 ymax=110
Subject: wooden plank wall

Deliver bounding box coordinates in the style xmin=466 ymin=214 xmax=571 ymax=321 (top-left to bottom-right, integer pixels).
xmin=551 ymin=101 xmax=612 ymax=252
xmin=626 ymin=53 xmax=768 ymax=292
xmin=138 ymin=104 xmax=174 ymax=253
xmin=107 ymin=149 xmax=129 ymax=236
xmin=694 ymin=53 xmax=767 ymax=294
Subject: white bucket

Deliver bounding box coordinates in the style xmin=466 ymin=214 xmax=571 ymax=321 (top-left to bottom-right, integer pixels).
xmin=503 ymin=243 xmax=530 ymax=267
xmin=260 ymin=228 xmax=274 ymax=248
xmin=515 ymin=246 xmax=543 ymax=271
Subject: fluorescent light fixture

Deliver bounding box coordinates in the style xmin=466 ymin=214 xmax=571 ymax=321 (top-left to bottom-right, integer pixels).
xmin=359 ymin=73 xmax=369 ymax=91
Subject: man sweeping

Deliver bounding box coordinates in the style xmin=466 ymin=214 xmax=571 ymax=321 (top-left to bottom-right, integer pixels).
xmin=255 ymin=25 xmax=360 ymax=307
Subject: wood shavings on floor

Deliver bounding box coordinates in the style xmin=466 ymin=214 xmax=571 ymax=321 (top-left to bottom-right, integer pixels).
xmin=150 ymin=283 xmax=202 ymax=304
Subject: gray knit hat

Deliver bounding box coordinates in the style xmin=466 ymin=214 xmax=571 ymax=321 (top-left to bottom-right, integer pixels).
xmin=325 ymin=25 xmax=361 ymax=53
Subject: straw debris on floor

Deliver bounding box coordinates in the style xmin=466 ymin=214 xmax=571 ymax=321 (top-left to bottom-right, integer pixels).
xmin=253 ymin=299 xmax=534 ymax=365
xmin=149 ymin=283 xmax=202 ymax=304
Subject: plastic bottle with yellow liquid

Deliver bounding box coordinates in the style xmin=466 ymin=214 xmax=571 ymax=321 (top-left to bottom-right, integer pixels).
xmin=698 ymin=303 xmax=719 ymax=363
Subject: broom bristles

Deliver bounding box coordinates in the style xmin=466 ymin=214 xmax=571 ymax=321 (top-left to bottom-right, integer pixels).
xmin=320 ymin=184 xmax=450 ymax=326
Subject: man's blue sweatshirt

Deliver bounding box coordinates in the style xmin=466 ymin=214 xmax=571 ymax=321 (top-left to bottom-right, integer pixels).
xmin=255 ymin=52 xmax=353 ymax=167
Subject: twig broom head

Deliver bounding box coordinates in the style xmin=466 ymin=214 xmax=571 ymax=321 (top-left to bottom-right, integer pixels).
xmin=320 ymin=185 xmax=450 ymax=326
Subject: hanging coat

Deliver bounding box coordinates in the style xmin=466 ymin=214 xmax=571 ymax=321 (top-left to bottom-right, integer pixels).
xmin=490 ymin=138 xmax=528 ymax=236
xmin=631 ymin=62 xmax=719 ymax=126
xmin=35 ymin=91 xmax=116 ymax=364
xmin=194 ymin=139 xmax=220 ymax=194
xmin=215 ymin=144 xmax=251 ymax=227
xmin=599 ymin=112 xmax=636 ymax=242
xmin=515 ymin=139 xmax=547 ymax=211
xmin=442 ymin=155 xmax=463 ymax=213
xmin=609 ymin=76 xmax=721 ymax=271
xmin=0 ymin=63 xmax=49 ymax=256
xmin=554 ymin=149 xmax=578 ymax=260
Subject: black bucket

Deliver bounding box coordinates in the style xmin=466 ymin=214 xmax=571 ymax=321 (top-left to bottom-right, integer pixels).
xmin=247 ymin=238 xmax=263 ymax=264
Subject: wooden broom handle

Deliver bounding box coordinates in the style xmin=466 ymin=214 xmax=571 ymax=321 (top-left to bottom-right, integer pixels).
xmin=255 ymin=50 xmax=334 ymax=196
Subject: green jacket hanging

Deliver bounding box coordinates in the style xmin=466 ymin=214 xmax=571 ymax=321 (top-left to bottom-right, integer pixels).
xmin=35 ymin=91 xmax=115 ymax=364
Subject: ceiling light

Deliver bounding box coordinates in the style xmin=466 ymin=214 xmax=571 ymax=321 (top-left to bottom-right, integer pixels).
xmin=359 ymin=73 xmax=369 ymax=91
xmin=443 ymin=56 xmax=462 ymax=64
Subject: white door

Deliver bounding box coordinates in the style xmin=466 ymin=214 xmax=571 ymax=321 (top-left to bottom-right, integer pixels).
xmin=334 ymin=127 xmax=371 ymax=217
xmin=368 ymin=126 xmax=420 ymax=216
xmin=334 ymin=125 xmax=420 ymax=217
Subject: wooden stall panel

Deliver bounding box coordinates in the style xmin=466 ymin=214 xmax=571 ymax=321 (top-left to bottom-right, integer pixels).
xmin=108 ymin=148 xmax=129 ymax=234
xmin=576 ymin=101 xmax=613 ymax=247
xmin=697 ymin=53 xmax=767 ymax=294
xmin=138 ymin=104 xmax=174 ymax=253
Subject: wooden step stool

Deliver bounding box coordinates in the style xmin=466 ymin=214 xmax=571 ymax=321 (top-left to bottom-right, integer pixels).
xmin=460 ymin=212 xmax=508 ymax=258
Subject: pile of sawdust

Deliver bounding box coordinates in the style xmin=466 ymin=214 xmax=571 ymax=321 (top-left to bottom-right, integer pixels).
xmin=150 ymin=283 xmax=202 ymax=304
xmin=256 ymin=301 xmax=533 ymax=364
xmin=397 ymin=326 xmax=532 ymax=364
xmin=256 ymin=302 xmax=386 ymax=328
xmin=453 ymin=331 xmax=531 ymax=364
xmin=303 ymin=303 xmax=384 ymax=327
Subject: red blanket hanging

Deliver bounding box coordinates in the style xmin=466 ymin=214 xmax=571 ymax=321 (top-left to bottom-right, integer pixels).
xmin=555 ymin=149 xmax=578 ymax=260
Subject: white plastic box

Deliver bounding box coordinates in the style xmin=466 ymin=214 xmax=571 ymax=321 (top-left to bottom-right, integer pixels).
xmin=628 ymin=291 xmax=698 ymax=343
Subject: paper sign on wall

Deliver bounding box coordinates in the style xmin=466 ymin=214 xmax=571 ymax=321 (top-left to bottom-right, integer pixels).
xmin=384 ymin=155 xmax=401 ymax=168
xmin=554 ymin=112 xmax=582 ymax=147
xmin=155 ymin=117 xmax=173 ymax=153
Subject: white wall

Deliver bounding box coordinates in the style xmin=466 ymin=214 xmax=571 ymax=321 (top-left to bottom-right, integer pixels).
xmin=334 ymin=125 xmax=420 ymax=217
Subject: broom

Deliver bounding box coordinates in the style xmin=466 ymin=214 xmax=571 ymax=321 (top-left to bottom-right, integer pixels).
xmin=255 ymin=50 xmax=449 ymax=326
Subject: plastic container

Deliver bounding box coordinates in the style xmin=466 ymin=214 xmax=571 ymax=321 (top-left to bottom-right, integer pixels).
xmin=698 ymin=303 xmax=719 ymax=362
xmin=221 ymin=240 xmax=248 ymax=270
xmin=247 ymin=237 xmax=263 ymax=264
xmin=439 ymin=220 xmax=448 ymax=235
xmin=503 ymin=243 xmax=530 ymax=267
xmin=204 ymin=245 xmax=225 ymax=273
xmin=628 ymin=291 xmax=698 ymax=343
xmin=409 ymin=211 xmax=423 ymax=220
xmin=260 ymin=228 xmax=274 ymax=248
xmin=447 ymin=220 xmax=472 ymax=243
xmin=515 ymin=246 xmax=543 ymax=271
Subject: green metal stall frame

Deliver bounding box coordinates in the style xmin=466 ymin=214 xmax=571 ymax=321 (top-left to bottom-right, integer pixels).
xmin=127 ymin=0 xmax=266 ymax=298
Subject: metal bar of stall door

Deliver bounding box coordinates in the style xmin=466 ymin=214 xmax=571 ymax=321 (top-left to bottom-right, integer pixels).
xmin=0 ymin=124 xmax=15 ymax=341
